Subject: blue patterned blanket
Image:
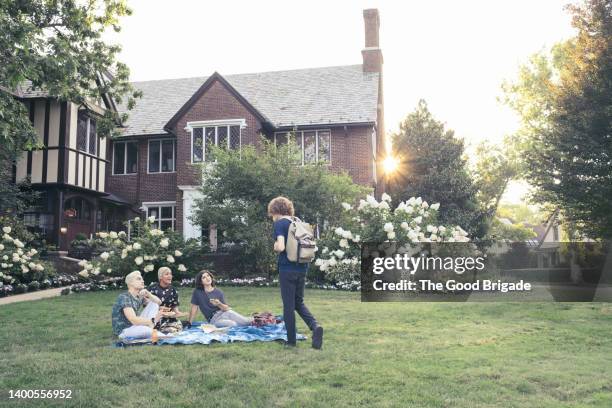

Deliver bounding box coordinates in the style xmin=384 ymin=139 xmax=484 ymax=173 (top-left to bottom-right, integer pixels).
xmin=116 ymin=321 xmax=306 ymax=347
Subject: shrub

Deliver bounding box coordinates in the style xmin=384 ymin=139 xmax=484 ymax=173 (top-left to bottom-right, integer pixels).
xmin=315 ymin=193 xmax=470 ymax=283
xmin=79 ymin=217 xmax=210 ymax=281
xmin=1 ymin=224 xmax=52 ymax=288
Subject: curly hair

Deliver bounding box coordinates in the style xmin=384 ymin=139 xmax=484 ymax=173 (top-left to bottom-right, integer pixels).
xmin=267 ymin=196 xmax=295 ymax=217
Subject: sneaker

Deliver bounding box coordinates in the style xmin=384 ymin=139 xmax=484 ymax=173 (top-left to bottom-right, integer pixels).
xmin=311 ymin=325 xmax=323 ymax=350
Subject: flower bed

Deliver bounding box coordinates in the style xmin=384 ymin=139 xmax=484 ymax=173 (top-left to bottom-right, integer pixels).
xmin=60 ymin=276 xmax=361 ymax=295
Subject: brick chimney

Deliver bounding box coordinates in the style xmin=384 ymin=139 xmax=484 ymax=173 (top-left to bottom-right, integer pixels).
xmin=362 ymin=9 xmax=383 ymax=72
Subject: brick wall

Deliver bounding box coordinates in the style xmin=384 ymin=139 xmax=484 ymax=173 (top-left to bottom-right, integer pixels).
xmin=106 ymin=137 xmax=177 ymax=208
xmin=171 ymin=79 xmax=264 ymax=232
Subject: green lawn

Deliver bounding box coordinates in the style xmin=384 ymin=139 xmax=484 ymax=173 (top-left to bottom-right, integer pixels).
xmin=1 ymin=287 xmax=612 ymax=407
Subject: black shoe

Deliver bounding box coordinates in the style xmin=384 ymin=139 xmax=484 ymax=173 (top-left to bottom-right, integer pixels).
xmin=312 ymin=325 xmax=323 ymax=350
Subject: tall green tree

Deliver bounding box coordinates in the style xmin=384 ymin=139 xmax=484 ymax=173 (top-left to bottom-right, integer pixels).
xmin=389 ymin=100 xmax=488 ymax=239
xmin=473 ymin=138 xmax=519 ymax=218
xmin=1 ymin=0 xmax=140 ymax=211
xmin=191 ymin=138 xmax=370 ymax=276
xmin=503 ymin=0 xmax=612 ymax=238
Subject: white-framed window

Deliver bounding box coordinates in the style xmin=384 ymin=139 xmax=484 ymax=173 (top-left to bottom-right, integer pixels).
xmin=274 ymin=130 xmax=331 ymax=165
xmin=112 ymin=141 xmax=138 ymax=175
xmin=187 ymin=119 xmax=245 ymax=163
xmin=148 ymin=139 xmax=176 ymax=173
xmin=142 ymin=202 xmax=176 ymax=231
xmin=77 ymin=112 xmax=97 ymax=155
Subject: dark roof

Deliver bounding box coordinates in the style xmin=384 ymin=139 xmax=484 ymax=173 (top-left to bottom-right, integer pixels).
xmin=118 ymin=65 xmax=379 ymax=136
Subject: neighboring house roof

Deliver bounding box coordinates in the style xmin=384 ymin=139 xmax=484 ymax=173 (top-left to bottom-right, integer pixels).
xmin=117 ymin=64 xmax=380 ymax=137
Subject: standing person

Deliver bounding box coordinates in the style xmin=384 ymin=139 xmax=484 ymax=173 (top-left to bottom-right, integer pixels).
xmin=268 ymin=196 xmax=323 ymax=349
xmin=111 ymin=271 xmax=163 ymax=340
xmin=148 ymin=267 xmax=186 ymax=333
xmin=188 ymin=270 xmax=253 ymax=327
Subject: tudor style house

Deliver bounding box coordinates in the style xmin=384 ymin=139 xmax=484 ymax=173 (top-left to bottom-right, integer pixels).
xmin=11 ymin=9 xmax=385 ymax=249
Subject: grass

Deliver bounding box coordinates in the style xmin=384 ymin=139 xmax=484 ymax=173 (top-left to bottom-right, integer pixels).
xmin=1 ymin=287 xmax=612 ymax=407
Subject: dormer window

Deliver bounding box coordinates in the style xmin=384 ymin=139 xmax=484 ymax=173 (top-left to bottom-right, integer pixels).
xmin=77 ymin=112 xmax=97 ymax=155
xmin=187 ymin=119 xmax=244 ymax=163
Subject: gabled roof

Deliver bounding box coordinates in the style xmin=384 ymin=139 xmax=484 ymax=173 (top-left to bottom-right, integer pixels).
xmin=164 ymin=72 xmax=271 ymax=132
xmin=118 ymin=64 xmax=379 ymax=137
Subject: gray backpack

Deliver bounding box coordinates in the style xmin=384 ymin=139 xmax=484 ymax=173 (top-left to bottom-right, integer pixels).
xmin=286 ymin=217 xmax=317 ymax=263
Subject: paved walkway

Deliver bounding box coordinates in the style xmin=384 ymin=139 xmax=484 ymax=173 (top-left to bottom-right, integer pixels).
xmin=0 ymin=287 xmax=68 ymax=306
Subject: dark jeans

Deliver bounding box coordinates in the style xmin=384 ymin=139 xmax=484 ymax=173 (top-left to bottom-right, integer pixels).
xmin=279 ymin=271 xmax=317 ymax=344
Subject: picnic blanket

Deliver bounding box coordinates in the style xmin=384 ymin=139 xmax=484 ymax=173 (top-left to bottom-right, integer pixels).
xmin=117 ymin=321 xmax=306 ymax=347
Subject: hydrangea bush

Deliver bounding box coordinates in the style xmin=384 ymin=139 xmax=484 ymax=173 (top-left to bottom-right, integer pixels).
xmin=315 ymin=193 xmax=470 ymax=283
xmin=78 ymin=217 xmax=207 ymax=281
xmin=0 ymin=225 xmax=53 ymax=293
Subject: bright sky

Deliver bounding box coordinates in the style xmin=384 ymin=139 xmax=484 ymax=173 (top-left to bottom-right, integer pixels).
xmin=106 ymin=0 xmax=577 ymax=203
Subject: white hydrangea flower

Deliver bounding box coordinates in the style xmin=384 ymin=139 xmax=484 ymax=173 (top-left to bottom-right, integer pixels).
xmin=414 ymin=216 xmax=423 ymax=224
xmin=135 ymin=256 xmax=144 ymax=265
xmin=132 ymin=242 xmax=142 ymax=250
xmin=422 ymin=201 xmax=429 ymax=208
xmin=21 ymin=265 xmax=29 ymax=273
xmin=3 ymin=234 xmax=13 ymax=242
xmin=14 ymin=239 xmax=24 ymax=248
xmin=118 ymin=231 xmax=126 ymax=237
xmin=150 ymin=229 xmax=163 ymax=237
xmin=107 ymin=268 xmax=112 ymax=273
xmin=178 ymin=264 xmax=187 ymax=272
xmin=100 ymin=252 xmax=110 ymax=261
xmin=430 ymin=203 xmax=440 ymax=211
xmin=98 ymin=232 xmax=108 ymax=239
xmin=387 ymin=231 xmax=396 ymax=240
xmin=36 ymin=264 xmax=44 ymax=271
xmin=341 ymin=202 xmax=352 ymax=211
xmin=1 ymin=263 xmax=7 ymax=268
xmin=144 ymin=264 xmax=154 ymax=272
xmin=400 ymin=222 xmax=409 ymax=230
xmin=174 ymin=250 xmax=182 ymax=257
xmin=381 ymin=192 xmax=392 ymax=202
xmin=0 ymin=244 xmax=4 ymax=251
xmin=378 ymin=201 xmax=390 ymax=210
xmin=160 ymin=238 xmax=169 ymax=248
xmin=334 ymin=227 xmax=344 ymax=236
xmin=78 ymin=270 xmax=89 ymax=278
xmin=166 ymin=255 xmax=175 ymax=263
xmin=109 ymin=231 xmax=118 ymax=239
xmin=2 ymin=227 xmax=11 ymax=234
xmin=322 ymin=247 xmax=329 ymax=254
xmin=314 ymin=259 xmax=323 ymax=266
xmin=353 ymin=235 xmax=361 ymax=243
xmin=328 ymin=258 xmax=337 ymax=266
xmin=341 ymin=230 xmax=353 ymax=240
xmin=339 ymin=239 xmax=349 ymax=249
xmin=383 ymin=223 xmax=394 ymax=232
xmin=334 ymin=250 xmax=345 ymax=258
xmin=121 ymin=250 xmax=128 ymax=259
xmin=78 ymin=260 xmax=87 ymax=267
xmin=148 ymin=216 xmax=156 ymax=223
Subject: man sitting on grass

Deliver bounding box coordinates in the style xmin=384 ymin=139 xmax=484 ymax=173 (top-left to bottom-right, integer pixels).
xmin=112 ymin=271 xmax=163 ymax=340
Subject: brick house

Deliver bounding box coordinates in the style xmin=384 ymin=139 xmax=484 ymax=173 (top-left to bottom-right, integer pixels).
xmin=11 ymin=8 xmax=385 ymax=248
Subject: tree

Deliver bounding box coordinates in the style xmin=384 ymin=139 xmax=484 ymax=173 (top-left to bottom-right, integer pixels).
xmin=191 ymin=138 xmax=370 ymax=277
xmin=502 ymin=0 xmax=612 ymax=238
xmin=389 ymin=100 xmax=488 ymax=239
xmin=1 ymin=0 xmax=141 ymax=210
xmin=473 ymin=138 xmax=519 ymax=218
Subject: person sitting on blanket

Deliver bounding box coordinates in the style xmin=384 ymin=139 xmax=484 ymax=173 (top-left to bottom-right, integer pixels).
xmin=188 ymin=270 xmax=253 ymax=328
xmin=111 ymin=270 xmax=163 ymax=340
xmin=148 ymin=267 xmax=186 ymax=334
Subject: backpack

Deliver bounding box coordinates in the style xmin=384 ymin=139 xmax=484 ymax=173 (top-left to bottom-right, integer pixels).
xmin=285 ymin=217 xmax=317 ymax=263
